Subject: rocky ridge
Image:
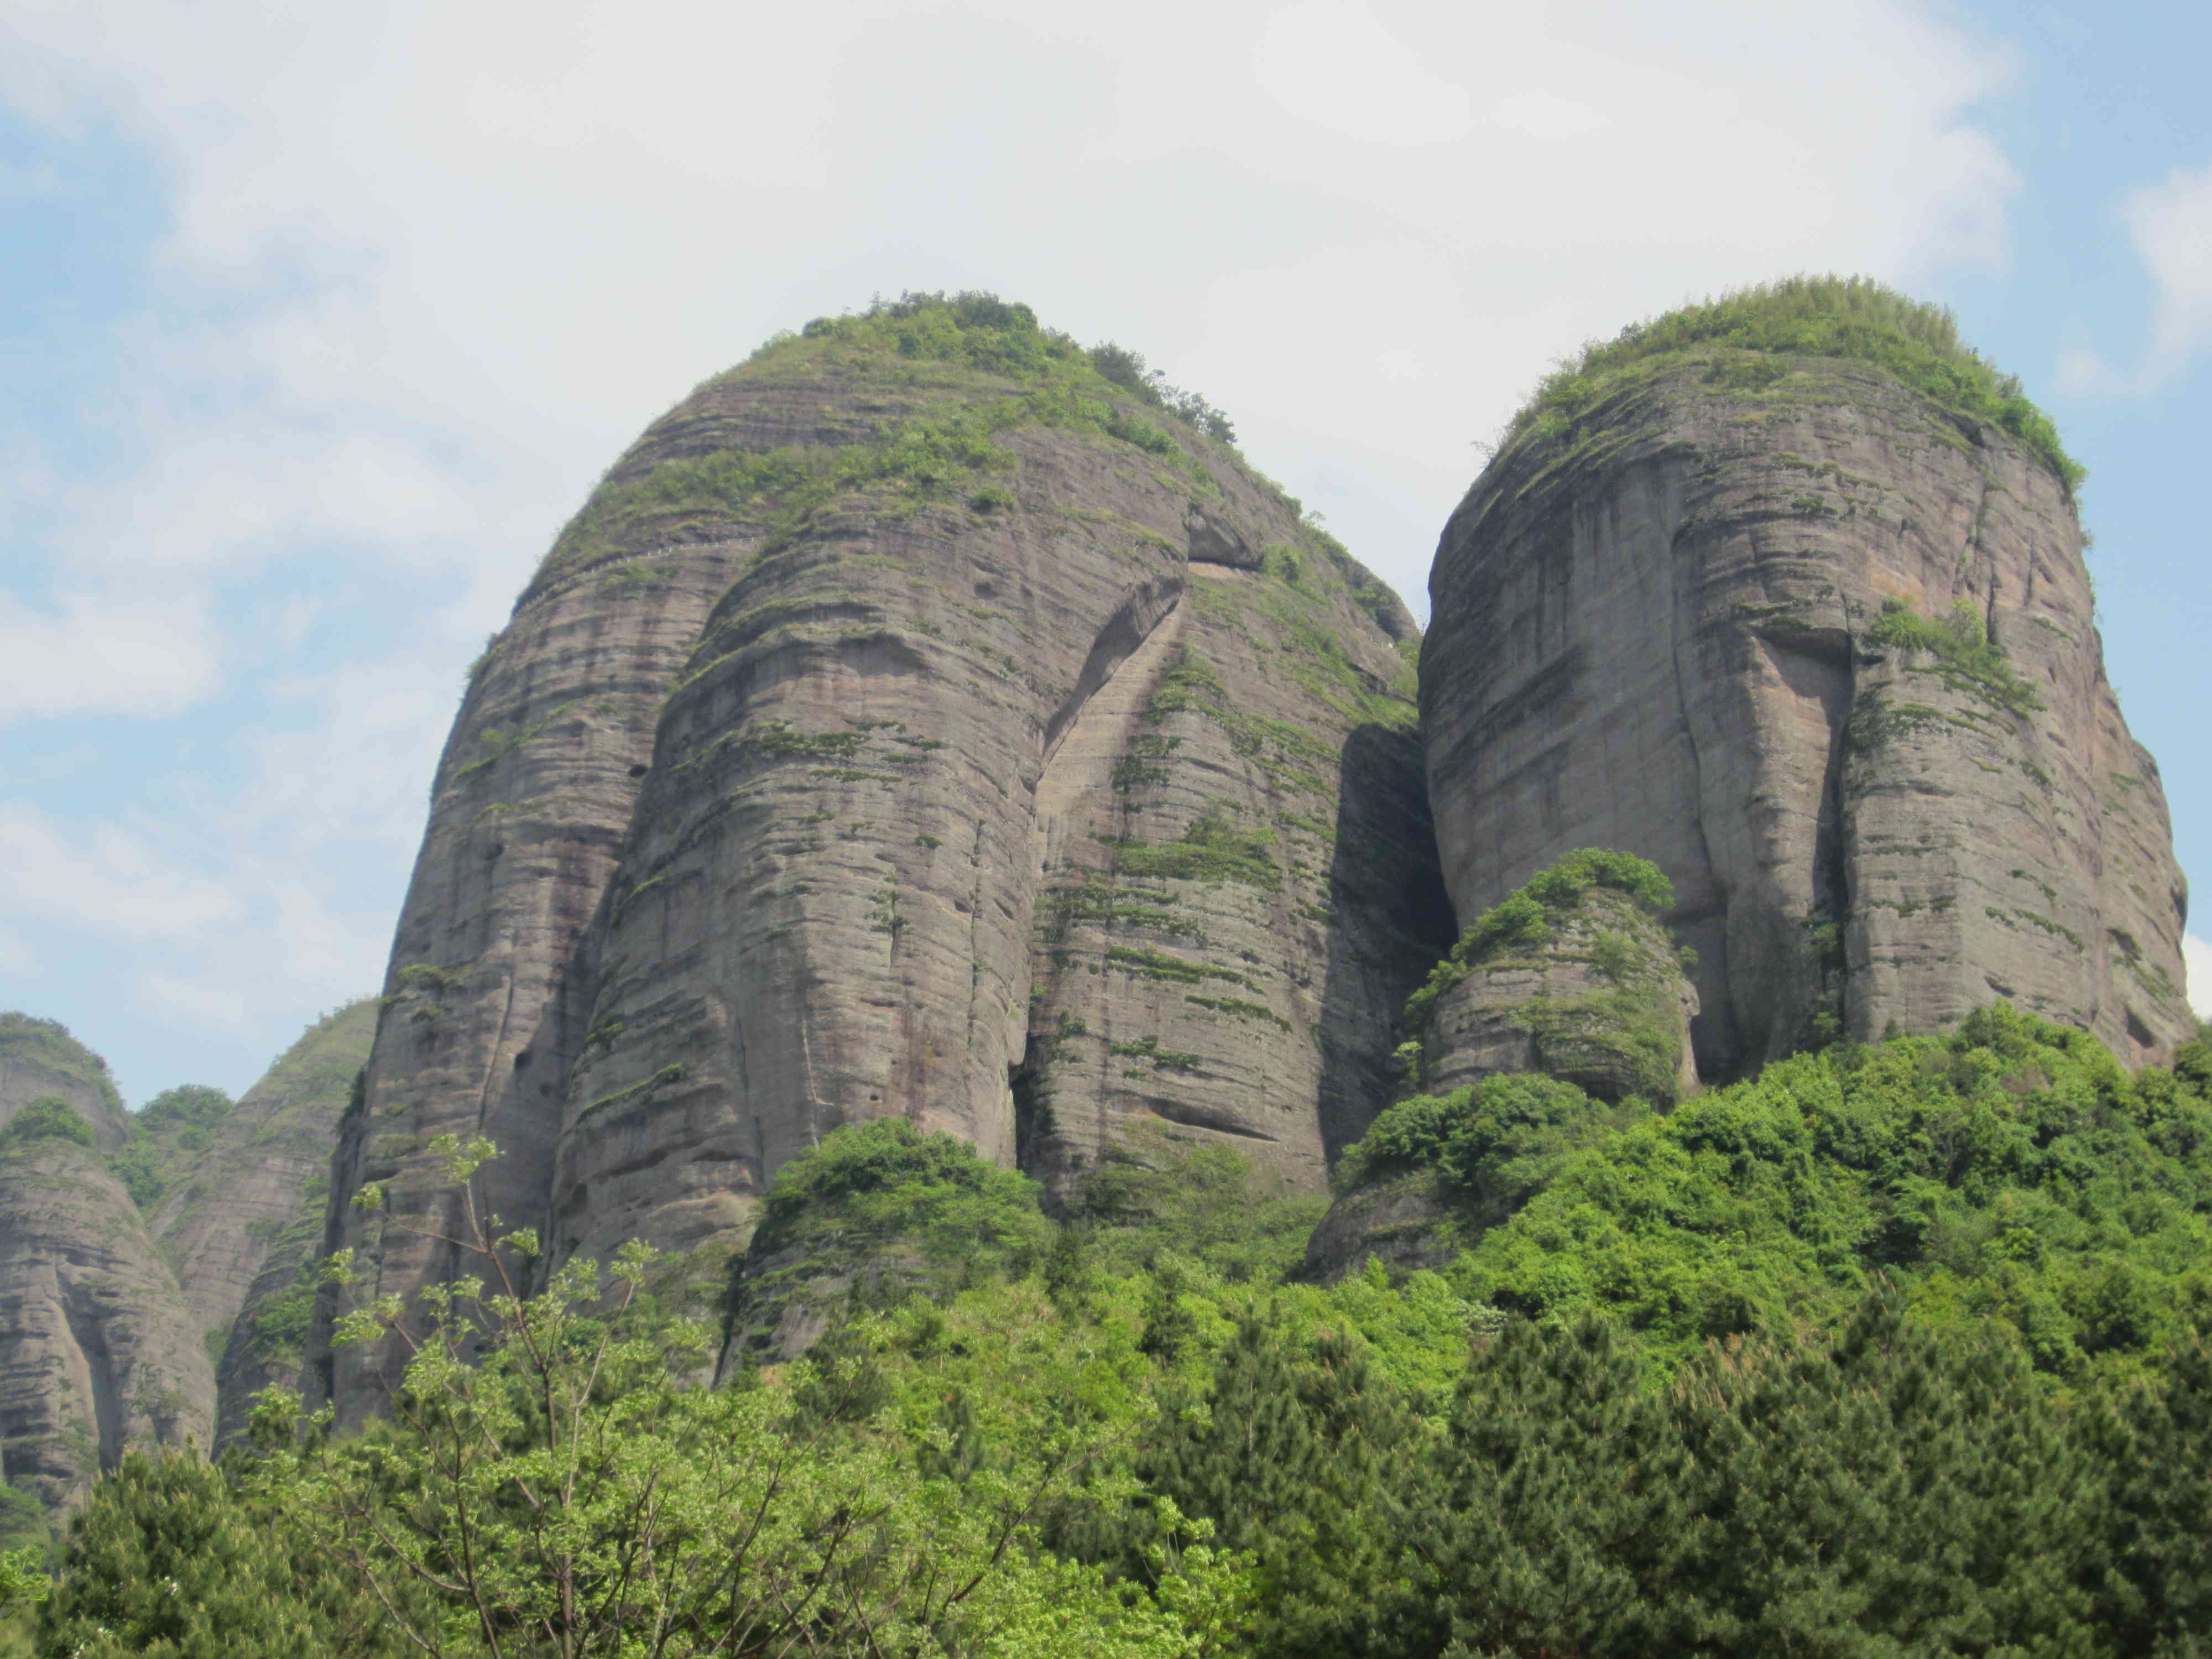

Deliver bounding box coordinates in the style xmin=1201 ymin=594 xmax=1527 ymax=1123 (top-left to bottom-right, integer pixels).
xmin=0 ymin=1019 xmax=208 ymax=1534
xmin=318 ymin=296 xmax=1450 ymax=1422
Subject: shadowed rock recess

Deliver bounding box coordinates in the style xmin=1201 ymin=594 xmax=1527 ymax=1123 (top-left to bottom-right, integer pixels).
xmin=1422 ymin=280 xmax=2190 ymax=1080
xmin=315 ymin=295 xmax=1451 ymax=1421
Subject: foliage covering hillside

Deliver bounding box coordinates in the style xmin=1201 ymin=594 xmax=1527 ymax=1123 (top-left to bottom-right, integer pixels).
xmin=25 ymin=1008 xmax=2212 ymax=1656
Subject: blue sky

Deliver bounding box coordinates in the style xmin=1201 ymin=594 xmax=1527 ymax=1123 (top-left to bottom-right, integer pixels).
xmin=2 ymin=0 xmax=2208 ymax=1103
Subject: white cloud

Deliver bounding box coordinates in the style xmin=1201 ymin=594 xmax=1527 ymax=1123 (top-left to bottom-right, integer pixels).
xmin=0 ymin=0 xmax=2032 ymax=1089
xmin=1491 ymin=91 xmax=1607 ymax=141
xmin=1253 ymin=0 xmax=1474 ymax=146
xmin=0 ymin=807 xmax=240 ymax=937
xmin=0 ymin=591 xmax=220 ymax=722
xmin=2185 ymin=935 xmax=2212 ymax=1019
xmin=2121 ymin=161 xmax=2212 ymax=385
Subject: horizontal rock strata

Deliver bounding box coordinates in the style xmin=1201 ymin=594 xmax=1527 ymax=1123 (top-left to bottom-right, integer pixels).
xmin=1417 ymin=886 xmax=1698 ymax=1106
xmin=319 ymin=299 xmax=1448 ymax=1422
xmin=0 ymin=1139 xmax=212 ymax=1525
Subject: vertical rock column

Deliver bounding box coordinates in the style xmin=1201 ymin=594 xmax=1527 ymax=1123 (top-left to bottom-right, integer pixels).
xmin=1423 ymin=354 xmax=2190 ymax=1073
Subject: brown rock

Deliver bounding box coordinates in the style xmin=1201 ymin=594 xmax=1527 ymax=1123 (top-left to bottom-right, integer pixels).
xmin=1298 ymin=1171 xmax=1461 ymax=1285
xmin=317 ymin=299 xmax=1448 ymax=1422
xmin=134 ymin=1001 xmax=377 ymax=1446
xmin=1423 ymin=340 xmax=2190 ymax=1076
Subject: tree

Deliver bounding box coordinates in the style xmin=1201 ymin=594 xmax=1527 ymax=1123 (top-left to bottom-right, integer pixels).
xmin=248 ymin=1133 xmax=1223 ymax=1657
xmin=36 ymin=1450 xmax=399 ymax=1659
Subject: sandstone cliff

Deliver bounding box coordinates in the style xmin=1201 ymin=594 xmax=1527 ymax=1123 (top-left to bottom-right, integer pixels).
xmin=319 ymin=296 xmax=1448 ymax=1420
xmin=1303 ymin=851 xmax=1697 ymax=1284
xmin=0 ymin=1004 xmax=376 ymax=1528
xmin=1422 ymin=280 xmax=2190 ymax=1078
xmin=0 ymin=1128 xmax=212 ymax=1528
xmin=1406 ymin=850 xmax=1698 ymax=1107
xmin=142 ymin=1001 xmax=377 ymax=1444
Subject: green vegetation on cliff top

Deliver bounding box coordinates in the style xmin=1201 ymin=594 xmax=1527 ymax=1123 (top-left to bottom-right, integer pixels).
xmin=0 ymin=1014 xmax=122 ymax=1125
xmin=1513 ymin=274 xmax=2085 ymax=492
xmin=1403 ymin=848 xmax=1673 ymax=1035
xmin=527 ymin=291 xmax=1392 ymax=628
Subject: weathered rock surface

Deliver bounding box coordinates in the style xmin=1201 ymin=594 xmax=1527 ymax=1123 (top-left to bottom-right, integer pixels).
xmin=0 ymin=1137 xmax=212 ymax=1525
xmin=152 ymin=1000 xmax=376 ymax=1348
xmin=0 ymin=1014 xmax=129 ymax=1152
xmin=1298 ymin=1171 xmax=1462 ymax=1285
xmin=319 ymin=299 xmax=1448 ymax=1421
xmin=1416 ymin=886 xmax=1698 ymax=1106
xmin=133 ymin=1001 xmax=378 ymax=1445
xmin=1424 ymin=343 xmax=2190 ymax=1077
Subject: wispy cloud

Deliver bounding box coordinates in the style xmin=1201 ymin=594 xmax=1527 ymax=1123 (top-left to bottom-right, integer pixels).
xmin=2054 ymin=159 xmax=2212 ymax=395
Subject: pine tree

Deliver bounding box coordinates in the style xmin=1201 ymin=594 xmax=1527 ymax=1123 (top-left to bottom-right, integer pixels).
xmin=36 ymin=1451 xmax=399 ymax=1659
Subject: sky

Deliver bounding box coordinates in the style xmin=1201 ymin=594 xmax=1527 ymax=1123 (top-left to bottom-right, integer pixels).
xmin=2 ymin=0 xmax=2209 ymax=1104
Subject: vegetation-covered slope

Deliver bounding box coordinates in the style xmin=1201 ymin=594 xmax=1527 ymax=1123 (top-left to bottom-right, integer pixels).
xmin=37 ymin=1011 xmax=2212 ymax=1657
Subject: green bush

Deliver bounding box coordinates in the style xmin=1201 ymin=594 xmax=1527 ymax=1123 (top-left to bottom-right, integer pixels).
xmin=1865 ymin=596 xmax=2044 ymax=714
xmin=0 ymin=1099 xmax=95 ymax=1150
xmin=1512 ymin=274 xmax=2085 ymax=492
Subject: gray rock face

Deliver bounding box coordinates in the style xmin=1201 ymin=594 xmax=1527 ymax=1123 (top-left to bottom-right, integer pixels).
xmin=152 ymin=1000 xmax=376 ymax=1348
xmin=0 ymin=1140 xmax=212 ymax=1523
xmin=317 ymin=304 xmax=1448 ymax=1422
xmin=1418 ymin=888 xmax=1698 ymax=1105
xmin=1423 ymin=358 xmax=2190 ymax=1076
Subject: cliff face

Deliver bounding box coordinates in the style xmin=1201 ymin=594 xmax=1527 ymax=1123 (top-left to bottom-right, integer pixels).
xmin=141 ymin=1001 xmax=377 ymax=1446
xmin=320 ymin=298 xmax=1448 ymax=1421
xmin=0 ymin=1138 xmax=212 ymax=1525
xmin=1423 ymin=314 xmax=2190 ymax=1078
xmin=1415 ymin=882 xmax=1698 ymax=1107
xmin=0 ymin=1003 xmax=375 ymax=1529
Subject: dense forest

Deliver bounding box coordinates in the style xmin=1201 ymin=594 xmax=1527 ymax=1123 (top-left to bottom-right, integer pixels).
xmin=12 ymin=991 xmax=2212 ymax=1656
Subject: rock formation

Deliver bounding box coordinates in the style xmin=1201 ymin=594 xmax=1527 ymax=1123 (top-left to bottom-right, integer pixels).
xmin=0 ymin=1019 xmax=211 ymax=1532
xmin=144 ymin=1000 xmax=377 ymax=1446
xmin=1422 ymin=281 xmax=2191 ymax=1078
xmin=0 ymin=1004 xmax=376 ymax=1531
xmin=0 ymin=1013 xmax=128 ymax=1152
xmin=1304 ymin=851 xmax=1696 ymax=1285
xmin=1407 ymin=852 xmax=1698 ymax=1106
xmin=318 ymin=296 xmax=1449 ymax=1421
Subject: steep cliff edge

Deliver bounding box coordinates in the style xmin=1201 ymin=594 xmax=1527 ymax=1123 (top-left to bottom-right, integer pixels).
xmin=320 ymin=296 xmax=1448 ymax=1420
xmin=1422 ymin=279 xmax=2189 ymax=1077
